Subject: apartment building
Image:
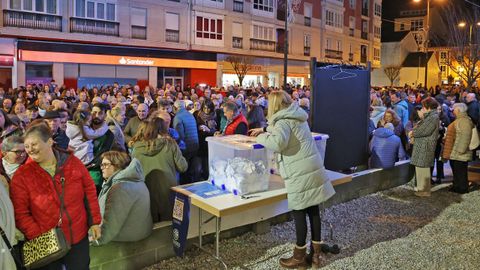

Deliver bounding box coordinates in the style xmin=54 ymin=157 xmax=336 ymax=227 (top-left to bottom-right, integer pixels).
xmin=0 ymin=0 xmax=381 ymax=89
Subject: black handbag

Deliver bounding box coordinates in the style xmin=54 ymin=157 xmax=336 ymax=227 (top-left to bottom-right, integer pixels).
xmin=0 ymin=224 xmax=25 ymax=270
xmin=21 ymin=171 xmax=73 ymax=269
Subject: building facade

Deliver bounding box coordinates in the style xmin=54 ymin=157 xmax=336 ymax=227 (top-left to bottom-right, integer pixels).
xmin=0 ymin=0 xmax=381 ymax=90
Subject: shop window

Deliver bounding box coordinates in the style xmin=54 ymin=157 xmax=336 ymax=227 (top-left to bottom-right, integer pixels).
xmin=26 ymin=63 xmax=53 ymax=85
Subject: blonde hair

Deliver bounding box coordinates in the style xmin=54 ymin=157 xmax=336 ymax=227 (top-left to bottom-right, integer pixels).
xmin=267 ymin=90 xmax=292 ymax=119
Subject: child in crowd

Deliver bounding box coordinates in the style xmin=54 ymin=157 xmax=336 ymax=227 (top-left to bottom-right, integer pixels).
xmin=66 ymin=110 xmax=108 ymax=165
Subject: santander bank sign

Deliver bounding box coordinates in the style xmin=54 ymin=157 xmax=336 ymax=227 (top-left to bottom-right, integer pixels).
xmin=119 ymin=57 xmax=154 ymax=66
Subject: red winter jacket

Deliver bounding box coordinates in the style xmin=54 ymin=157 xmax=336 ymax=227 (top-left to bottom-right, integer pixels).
xmin=10 ymin=149 xmax=101 ymax=245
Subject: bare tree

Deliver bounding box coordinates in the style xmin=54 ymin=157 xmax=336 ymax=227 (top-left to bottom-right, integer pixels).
xmin=433 ymin=2 xmax=480 ymax=89
xmin=384 ymin=66 xmax=401 ymax=87
xmin=226 ymin=56 xmax=254 ymax=86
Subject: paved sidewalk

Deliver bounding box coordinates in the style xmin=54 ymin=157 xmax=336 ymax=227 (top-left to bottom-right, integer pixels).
xmin=146 ymin=181 xmax=480 ymax=270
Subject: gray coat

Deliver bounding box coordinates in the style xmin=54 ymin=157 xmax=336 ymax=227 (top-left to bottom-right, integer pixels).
xmin=95 ymin=158 xmax=153 ymax=245
xmin=411 ymin=110 xmax=439 ymax=168
xmin=256 ymin=103 xmax=335 ymax=210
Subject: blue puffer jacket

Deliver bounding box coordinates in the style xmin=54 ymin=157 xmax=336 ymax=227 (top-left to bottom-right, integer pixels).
xmin=173 ymin=108 xmax=199 ymax=154
xmin=369 ymin=128 xmax=407 ymax=169
xmin=393 ymin=100 xmax=409 ymax=128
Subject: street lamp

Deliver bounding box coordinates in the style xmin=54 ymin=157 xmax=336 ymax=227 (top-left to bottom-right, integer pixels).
xmin=413 ymin=0 xmax=431 ymax=90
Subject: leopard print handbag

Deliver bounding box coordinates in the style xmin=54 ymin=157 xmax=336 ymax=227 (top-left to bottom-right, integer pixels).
xmin=22 ymin=227 xmax=70 ymax=269
xmin=22 ymin=172 xmax=73 ymax=269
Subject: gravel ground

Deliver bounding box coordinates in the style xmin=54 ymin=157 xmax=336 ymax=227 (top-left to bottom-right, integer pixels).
xmin=145 ymin=184 xmax=480 ymax=270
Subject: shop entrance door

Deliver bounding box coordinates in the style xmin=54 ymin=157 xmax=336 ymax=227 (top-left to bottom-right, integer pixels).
xmin=0 ymin=68 xmax=12 ymax=89
xmin=164 ymin=77 xmax=183 ymax=89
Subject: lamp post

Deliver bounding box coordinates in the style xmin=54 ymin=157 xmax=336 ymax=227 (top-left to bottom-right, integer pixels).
xmin=413 ymin=0 xmax=430 ymax=90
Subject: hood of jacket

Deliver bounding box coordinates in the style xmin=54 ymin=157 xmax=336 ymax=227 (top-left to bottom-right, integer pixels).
xmin=65 ymin=121 xmax=81 ymax=139
xmin=373 ymin=127 xmax=395 ymax=138
xmin=395 ymin=99 xmax=409 ymax=110
xmin=109 ymin=158 xmax=144 ymax=184
xmin=131 ymin=137 xmax=174 ymax=157
xmin=371 ymin=106 xmax=386 ymax=116
xmin=269 ymin=103 xmax=308 ymax=125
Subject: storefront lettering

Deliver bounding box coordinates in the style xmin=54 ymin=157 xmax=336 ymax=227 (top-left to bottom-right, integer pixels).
xmin=119 ymin=57 xmax=154 ymax=66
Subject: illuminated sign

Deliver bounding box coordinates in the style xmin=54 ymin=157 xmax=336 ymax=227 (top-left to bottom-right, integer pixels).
xmin=19 ymin=50 xmax=217 ymax=69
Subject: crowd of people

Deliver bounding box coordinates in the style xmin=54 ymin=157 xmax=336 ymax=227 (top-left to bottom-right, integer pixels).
xmin=369 ymin=84 xmax=479 ymax=197
xmin=2 ymin=78 xmax=478 ymax=269
xmin=0 ymin=81 xmax=317 ymax=269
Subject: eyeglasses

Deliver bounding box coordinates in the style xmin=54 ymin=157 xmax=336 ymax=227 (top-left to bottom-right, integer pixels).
xmin=100 ymin=162 xmax=113 ymax=169
xmin=9 ymin=150 xmax=26 ymax=156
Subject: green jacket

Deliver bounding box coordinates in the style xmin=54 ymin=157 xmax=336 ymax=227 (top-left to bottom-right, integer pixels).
xmin=131 ymin=137 xmax=188 ymax=222
xmin=256 ymin=103 xmax=335 ymax=210
xmin=95 ymin=158 xmax=152 ymax=245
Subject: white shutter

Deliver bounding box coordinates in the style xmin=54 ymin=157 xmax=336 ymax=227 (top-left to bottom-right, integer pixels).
xmin=232 ymin=22 xmax=243 ymax=38
xmin=131 ymin=7 xmax=146 ymax=27
xmin=304 ymin=4 xmax=312 ymax=18
xmin=165 ymin=12 xmax=179 ymax=31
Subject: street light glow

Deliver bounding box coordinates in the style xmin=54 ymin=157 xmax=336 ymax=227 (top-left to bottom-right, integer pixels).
xmin=458 ymin=22 xmax=467 ymax=27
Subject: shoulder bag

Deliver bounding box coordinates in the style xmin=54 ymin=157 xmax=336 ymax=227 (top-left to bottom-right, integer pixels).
xmin=22 ymin=171 xmax=73 ymax=269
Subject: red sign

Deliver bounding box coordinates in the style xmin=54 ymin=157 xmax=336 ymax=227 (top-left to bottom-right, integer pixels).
xmin=0 ymin=55 xmax=13 ymax=66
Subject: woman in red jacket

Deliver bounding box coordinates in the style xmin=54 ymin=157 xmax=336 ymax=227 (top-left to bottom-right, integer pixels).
xmin=10 ymin=122 xmax=102 ymax=270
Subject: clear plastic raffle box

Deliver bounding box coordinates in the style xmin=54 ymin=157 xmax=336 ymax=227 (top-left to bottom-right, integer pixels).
xmin=206 ymin=135 xmax=270 ymax=195
xmin=268 ymin=132 xmax=329 ymax=175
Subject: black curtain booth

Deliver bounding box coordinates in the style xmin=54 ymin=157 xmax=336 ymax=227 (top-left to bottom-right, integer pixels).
xmin=310 ymin=61 xmax=371 ymax=171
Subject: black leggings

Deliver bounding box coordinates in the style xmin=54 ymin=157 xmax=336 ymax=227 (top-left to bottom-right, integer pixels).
xmin=292 ymin=205 xmax=321 ymax=247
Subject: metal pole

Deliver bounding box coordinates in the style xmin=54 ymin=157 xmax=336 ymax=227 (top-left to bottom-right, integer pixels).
xmin=284 ymin=1 xmax=288 ymax=89
xmin=424 ymin=0 xmax=430 ymax=90
xmin=215 ymin=217 xmax=221 ymax=258
xmin=198 ymin=208 xmax=202 ymax=247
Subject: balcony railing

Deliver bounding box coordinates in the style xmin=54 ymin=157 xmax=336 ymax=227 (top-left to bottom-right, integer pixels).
xmin=325 ymin=49 xmax=343 ymax=60
xmin=304 ymin=46 xmax=311 ymax=56
xmin=166 ymin=29 xmax=180 ymax=42
xmin=233 ymin=0 xmax=244 ymax=13
xmin=349 ymin=53 xmax=354 ymax=61
xmin=304 ymin=17 xmax=311 ymax=27
xmin=233 ymin=37 xmax=243 ymax=49
xmin=70 ymin=17 xmax=119 ymax=36
xmin=132 ymin=26 xmax=146 ymax=39
xmin=250 ymin=38 xmax=276 ymax=52
xmin=276 ymin=43 xmax=286 ymax=53
xmin=361 ymin=32 xmax=368 ymax=40
xmin=3 ymin=10 xmax=62 ymax=31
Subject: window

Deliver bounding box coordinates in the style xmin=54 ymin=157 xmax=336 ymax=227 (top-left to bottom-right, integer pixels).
xmin=131 ymin=7 xmax=146 ymax=27
xmin=400 ymin=23 xmax=405 ymax=31
xmin=326 ymin=38 xmax=331 ymax=50
xmin=350 ymin=0 xmax=356 ymax=9
xmin=252 ymin=24 xmax=274 ymax=40
xmin=304 ymin=3 xmax=312 ymax=18
xmin=196 ymin=16 xmax=223 ymax=40
xmin=374 ymin=3 xmax=381 ymax=17
xmin=304 ymin=34 xmax=311 ymax=47
xmin=165 ymin=12 xmax=179 ymax=42
xmin=411 ymin=19 xmax=423 ymax=31
xmin=374 ymin=26 xmax=381 ymax=39
xmin=253 ymin=0 xmax=274 ymax=12
xmin=336 ymin=40 xmax=342 ymax=51
xmin=440 ymin=52 xmax=448 ymax=59
xmin=10 ymin=0 xmax=57 ymax=14
xmin=374 ymin=48 xmax=380 ymax=61
xmin=325 ymin=9 xmax=343 ymax=28
xmin=232 ymin=22 xmax=243 ymax=48
xmin=440 ymin=65 xmax=447 ymax=72
xmin=75 ymin=0 xmax=116 ymax=21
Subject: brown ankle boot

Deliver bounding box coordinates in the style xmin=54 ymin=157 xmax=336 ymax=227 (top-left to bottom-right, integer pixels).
xmin=310 ymin=241 xmax=326 ymax=269
xmin=279 ymin=245 xmax=309 ymax=269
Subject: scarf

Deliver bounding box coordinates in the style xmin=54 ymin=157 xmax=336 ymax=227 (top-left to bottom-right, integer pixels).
xmin=197 ymin=110 xmax=217 ymax=130
xmin=2 ymin=158 xmax=20 ymax=179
